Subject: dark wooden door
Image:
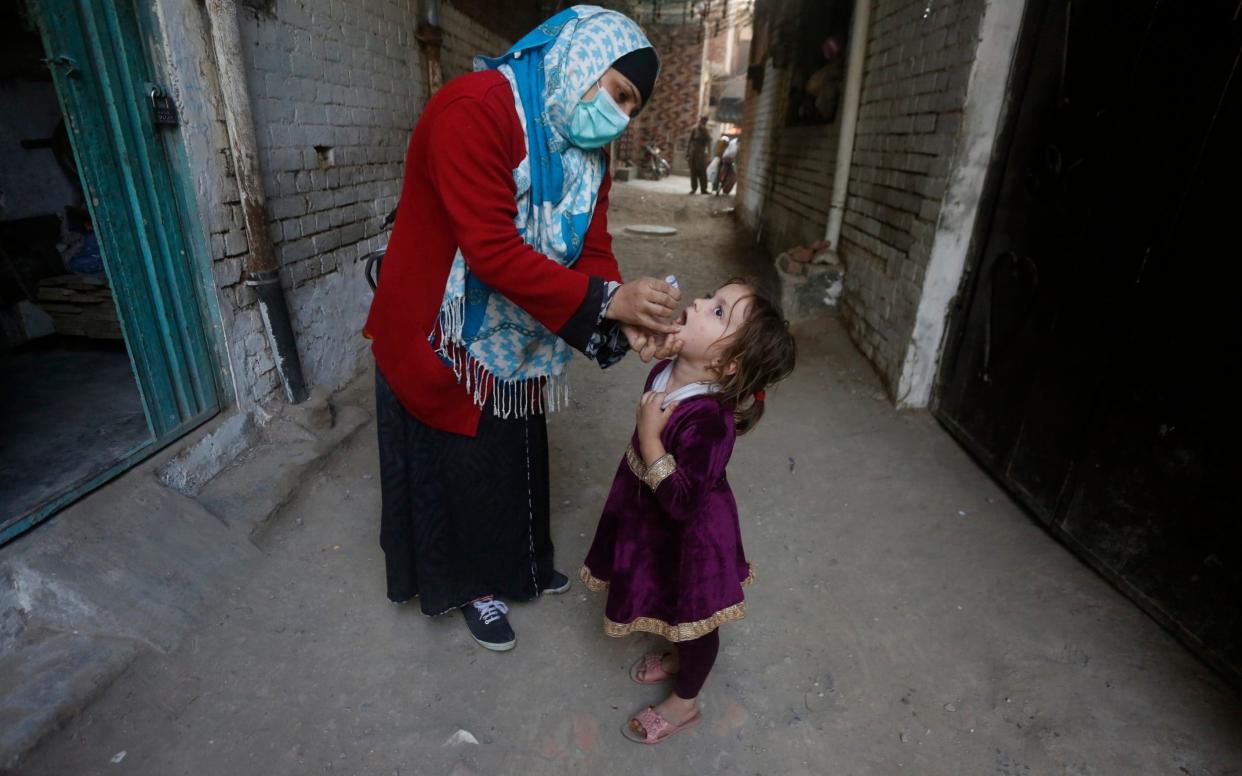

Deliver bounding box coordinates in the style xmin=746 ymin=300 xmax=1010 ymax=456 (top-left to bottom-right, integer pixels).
xmin=935 ymin=0 xmax=1242 ymax=680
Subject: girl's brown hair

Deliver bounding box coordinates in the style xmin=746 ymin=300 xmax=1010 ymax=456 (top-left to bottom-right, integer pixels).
xmin=713 ymin=279 xmax=797 ymax=434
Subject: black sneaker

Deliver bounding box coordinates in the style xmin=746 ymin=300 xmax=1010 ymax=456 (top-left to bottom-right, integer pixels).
xmin=541 ymin=570 xmax=572 ymax=594
xmin=461 ymin=596 xmax=515 ymax=651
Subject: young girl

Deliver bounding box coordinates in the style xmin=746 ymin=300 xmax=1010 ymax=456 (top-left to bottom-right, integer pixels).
xmin=581 ymin=278 xmax=797 ymax=743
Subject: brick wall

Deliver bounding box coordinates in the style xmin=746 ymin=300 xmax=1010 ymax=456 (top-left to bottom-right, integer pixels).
xmin=443 ymin=0 xmax=543 ymax=46
xmin=170 ymin=0 xmax=512 ymax=408
xmin=439 ymin=1 xmax=513 ymax=82
xmin=175 ymin=0 xmax=421 ymax=405
xmin=152 ymin=0 xmax=432 ymax=409
xmin=735 ymin=60 xmax=842 ymax=257
xmin=737 ymin=61 xmax=783 ymax=225
xmin=737 ymin=0 xmax=987 ymax=392
xmin=616 ymin=23 xmax=706 ymax=171
xmin=238 ymin=0 xmax=513 ymax=402
xmin=838 ymin=0 xmax=985 ymax=389
xmin=237 ymin=0 xmax=513 ymax=404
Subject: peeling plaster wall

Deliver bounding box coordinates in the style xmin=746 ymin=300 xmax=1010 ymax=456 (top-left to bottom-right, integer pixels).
xmin=150 ymin=0 xmax=254 ymax=409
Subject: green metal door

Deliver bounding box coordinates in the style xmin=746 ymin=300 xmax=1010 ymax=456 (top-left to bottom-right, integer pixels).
xmin=3 ymin=0 xmax=221 ymax=542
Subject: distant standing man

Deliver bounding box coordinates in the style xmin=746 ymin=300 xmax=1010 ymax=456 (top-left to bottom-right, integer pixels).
xmin=686 ymin=116 xmax=711 ymax=194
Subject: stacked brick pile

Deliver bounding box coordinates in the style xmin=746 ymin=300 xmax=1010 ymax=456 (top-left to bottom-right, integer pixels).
xmin=775 ymin=238 xmax=834 ymax=277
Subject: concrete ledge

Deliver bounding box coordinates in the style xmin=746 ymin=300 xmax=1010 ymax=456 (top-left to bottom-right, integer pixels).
xmin=0 ymin=463 xmax=259 ymax=770
xmin=0 ymin=371 xmax=373 ymax=770
xmin=156 ymin=410 xmax=263 ymax=496
xmin=196 ymin=397 xmax=370 ymax=538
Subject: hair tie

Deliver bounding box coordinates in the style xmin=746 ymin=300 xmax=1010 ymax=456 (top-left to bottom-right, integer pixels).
xmin=754 ymin=390 xmax=765 ymax=402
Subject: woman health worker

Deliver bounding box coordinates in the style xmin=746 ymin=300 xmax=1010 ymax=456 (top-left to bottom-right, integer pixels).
xmin=364 ymin=6 xmax=678 ymax=651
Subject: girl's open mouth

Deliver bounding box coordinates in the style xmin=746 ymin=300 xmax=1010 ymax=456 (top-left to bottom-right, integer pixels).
xmin=677 ymin=308 xmax=688 ymax=325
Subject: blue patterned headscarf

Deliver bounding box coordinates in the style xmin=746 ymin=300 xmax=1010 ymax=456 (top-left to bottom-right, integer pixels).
xmin=431 ymin=6 xmax=655 ymax=419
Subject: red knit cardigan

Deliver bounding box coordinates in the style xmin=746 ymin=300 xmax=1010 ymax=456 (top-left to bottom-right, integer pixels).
xmin=364 ymin=70 xmax=622 ymax=437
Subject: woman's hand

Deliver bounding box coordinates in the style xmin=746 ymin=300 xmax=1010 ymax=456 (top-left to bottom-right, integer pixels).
xmin=606 ymin=277 xmax=681 ymax=333
xmin=622 ymin=325 xmax=684 ymax=363
xmin=650 ymin=333 xmax=684 ymax=360
xmin=637 ymin=391 xmax=680 ymax=455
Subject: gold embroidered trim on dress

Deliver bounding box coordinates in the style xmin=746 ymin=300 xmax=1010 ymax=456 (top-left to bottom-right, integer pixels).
xmin=625 ymin=444 xmax=645 ymax=480
xmin=624 ymin=444 xmax=677 ymax=491
xmin=584 ymin=564 xmax=756 ymax=640
xmin=604 ymin=601 xmax=747 ymax=642
xmin=579 ymin=565 xmax=609 ymax=592
xmin=642 ymin=453 xmax=676 ymax=491
xmin=741 ymin=564 xmax=756 ymax=587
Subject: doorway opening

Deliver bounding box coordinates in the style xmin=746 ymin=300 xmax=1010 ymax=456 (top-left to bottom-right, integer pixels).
xmin=2 ymin=0 xmax=223 ymax=544
xmin=0 ymin=4 xmax=151 ymax=529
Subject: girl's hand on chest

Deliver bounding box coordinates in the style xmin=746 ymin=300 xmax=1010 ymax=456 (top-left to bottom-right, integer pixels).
xmin=637 ymin=391 xmax=680 ymax=443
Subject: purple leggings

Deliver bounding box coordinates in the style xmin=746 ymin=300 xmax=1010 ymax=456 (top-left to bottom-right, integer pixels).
xmin=673 ymin=630 xmax=720 ymax=699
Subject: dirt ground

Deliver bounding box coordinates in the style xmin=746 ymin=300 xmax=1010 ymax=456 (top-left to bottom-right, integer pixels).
xmin=17 ymin=177 xmax=1242 ymax=776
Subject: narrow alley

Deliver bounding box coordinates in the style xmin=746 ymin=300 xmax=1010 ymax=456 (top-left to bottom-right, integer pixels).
xmin=17 ymin=179 xmax=1242 ymax=776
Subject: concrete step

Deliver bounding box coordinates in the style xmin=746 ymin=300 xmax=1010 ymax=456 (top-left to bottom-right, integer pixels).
xmin=195 ymin=402 xmax=370 ymax=539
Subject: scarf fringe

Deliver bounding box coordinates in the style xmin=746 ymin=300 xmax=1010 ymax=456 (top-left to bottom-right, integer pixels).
xmin=431 ymin=301 xmax=571 ymax=420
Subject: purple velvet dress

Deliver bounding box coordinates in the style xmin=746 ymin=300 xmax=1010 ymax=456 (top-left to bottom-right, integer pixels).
xmin=581 ymin=363 xmax=753 ymax=642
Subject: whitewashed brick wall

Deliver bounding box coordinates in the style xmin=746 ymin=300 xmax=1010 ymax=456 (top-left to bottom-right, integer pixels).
xmin=838 ymin=0 xmax=986 ymax=390
xmin=218 ymin=1 xmax=510 ymax=406
xmin=228 ymin=0 xmax=424 ymax=401
xmin=176 ymin=0 xmax=513 ymax=410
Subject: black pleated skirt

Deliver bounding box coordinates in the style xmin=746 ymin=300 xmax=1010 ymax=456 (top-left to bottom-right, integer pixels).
xmin=375 ymin=367 xmax=556 ymax=615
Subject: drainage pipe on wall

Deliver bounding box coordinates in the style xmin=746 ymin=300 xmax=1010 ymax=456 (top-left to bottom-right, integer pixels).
xmin=823 ymin=0 xmax=873 ymax=257
xmin=204 ymin=0 xmax=308 ymax=404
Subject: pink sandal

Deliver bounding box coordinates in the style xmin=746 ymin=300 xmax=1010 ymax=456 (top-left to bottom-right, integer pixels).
xmin=621 ymin=705 xmax=701 ymax=744
xmin=629 ymin=651 xmax=677 ymax=685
